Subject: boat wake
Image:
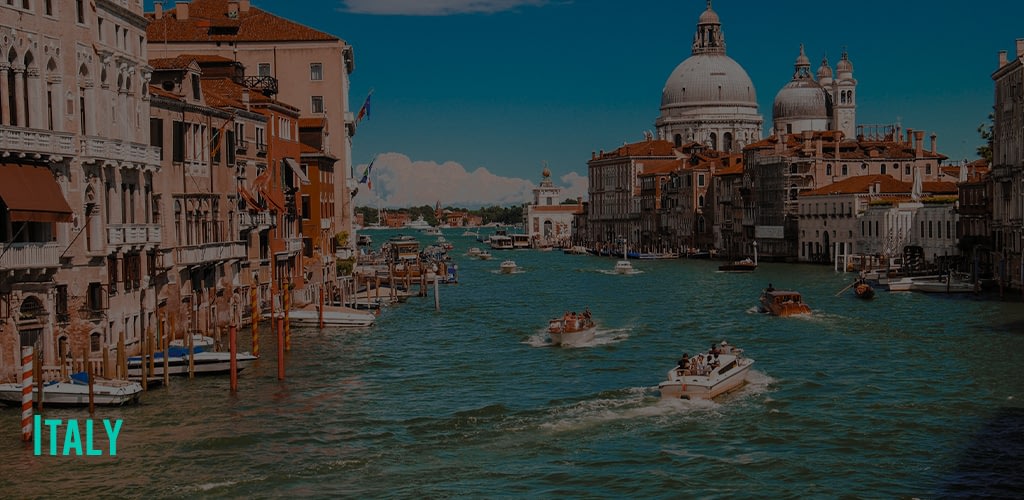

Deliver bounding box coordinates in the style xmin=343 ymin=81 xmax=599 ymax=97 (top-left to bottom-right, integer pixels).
xmin=538 ymin=387 xmax=669 ymax=431
xmin=596 ymin=269 xmax=644 ymax=275
xmin=523 ymin=327 xmax=630 ymax=348
xmin=491 ymin=268 xmax=526 ymax=274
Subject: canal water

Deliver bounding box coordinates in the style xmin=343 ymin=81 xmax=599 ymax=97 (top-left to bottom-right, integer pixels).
xmin=2 ymin=229 xmax=1024 ymax=498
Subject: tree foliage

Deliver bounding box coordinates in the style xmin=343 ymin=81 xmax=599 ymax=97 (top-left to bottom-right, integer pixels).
xmin=977 ymin=112 xmax=993 ymax=164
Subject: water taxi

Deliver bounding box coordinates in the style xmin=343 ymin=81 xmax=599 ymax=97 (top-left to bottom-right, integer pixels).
xmin=759 ymin=289 xmax=811 ymax=316
xmin=718 ymin=257 xmax=757 ymax=272
xmin=500 ymin=260 xmax=517 ymax=274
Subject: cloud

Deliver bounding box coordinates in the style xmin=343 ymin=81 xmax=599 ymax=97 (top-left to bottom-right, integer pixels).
xmin=340 ymin=0 xmax=547 ymax=16
xmin=351 ymin=152 xmax=586 ymax=209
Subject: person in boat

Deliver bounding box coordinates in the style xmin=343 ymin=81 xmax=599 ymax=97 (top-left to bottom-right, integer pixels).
xmin=677 ymin=353 xmax=690 ymax=371
xmin=583 ymin=307 xmax=591 ymax=319
xmin=710 ymin=343 xmax=721 ymax=356
xmin=766 ymin=283 xmax=775 ymax=292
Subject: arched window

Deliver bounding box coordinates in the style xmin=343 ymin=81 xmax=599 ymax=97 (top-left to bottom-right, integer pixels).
xmin=826 ymin=164 xmax=832 ymax=176
xmin=708 ymin=132 xmax=717 ymax=150
xmin=673 ymin=134 xmax=682 ymax=148
xmin=790 ymin=163 xmax=798 ymax=174
xmin=841 ymin=164 xmax=848 ymax=176
xmin=723 ymin=132 xmax=733 ymax=151
xmin=881 ymin=163 xmax=887 ymax=175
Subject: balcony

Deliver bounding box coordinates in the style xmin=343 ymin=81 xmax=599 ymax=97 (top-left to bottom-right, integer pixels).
xmin=0 ymin=126 xmax=77 ymax=158
xmin=238 ymin=211 xmax=275 ymax=230
xmin=0 ymin=242 xmax=61 ymax=270
xmin=175 ymin=241 xmax=247 ymax=267
xmin=81 ymin=136 xmax=161 ymax=166
xmin=107 ymin=224 xmax=162 ymax=246
xmin=284 ymin=237 xmax=303 ymax=254
xmin=240 ymin=75 xmax=279 ymax=96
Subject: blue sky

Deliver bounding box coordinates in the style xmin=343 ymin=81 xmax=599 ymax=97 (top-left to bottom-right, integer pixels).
xmin=146 ymin=1 xmax=1024 ymax=208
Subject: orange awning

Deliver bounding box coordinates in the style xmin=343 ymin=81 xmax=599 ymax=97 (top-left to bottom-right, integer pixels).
xmin=0 ymin=163 xmax=73 ymax=222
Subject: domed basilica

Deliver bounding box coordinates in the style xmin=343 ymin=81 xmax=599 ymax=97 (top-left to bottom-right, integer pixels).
xmin=772 ymin=44 xmax=857 ymax=139
xmin=656 ymin=1 xmax=762 ymax=152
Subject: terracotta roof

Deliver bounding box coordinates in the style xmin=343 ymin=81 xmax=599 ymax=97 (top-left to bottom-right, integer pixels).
xmin=147 ymin=0 xmax=340 ymax=43
xmin=149 ymin=85 xmax=184 ymax=101
xmin=150 ymin=56 xmax=200 ymax=70
xmin=595 ymin=139 xmax=676 ymax=159
xmin=716 ymin=163 xmax=743 ymax=176
xmin=801 ymin=174 xmax=957 ymax=197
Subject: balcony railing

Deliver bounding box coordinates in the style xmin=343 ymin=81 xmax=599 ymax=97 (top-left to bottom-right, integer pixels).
xmin=107 ymin=224 xmax=162 ymax=246
xmin=0 ymin=126 xmax=76 ymax=156
xmin=240 ymin=75 xmax=279 ymax=96
xmin=0 ymin=242 xmax=62 ymax=270
xmin=81 ymin=137 xmax=161 ymax=165
xmin=238 ymin=211 xmax=275 ymax=229
xmin=284 ymin=237 xmax=303 ymax=254
xmin=175 ymin=242 xmax=247 ymax=266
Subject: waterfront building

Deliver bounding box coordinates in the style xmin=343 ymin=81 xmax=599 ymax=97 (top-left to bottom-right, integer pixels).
xmin=990 ymin=39 xmax=1024 ymax=291
xmin=743 ymin=127 xmax=947 ymax=261
xmin=298 ymin=116 xmax=343 ymax=288
xmin=797 ymin=174 xmax=958 ymax=265
xmin=0 ymin=0 xmax=159 ymax=380
xmin=956 ymin=161 xmax=994 ymax=278
xmin=711 ymin=159 xmax=748 ymax=258
xmin=656 ymin=2 xmax=762 ymax=152
xmin=146 ymin=0 xmax=357 ymax=264
xmin=584 ymin=138 xmax=676 ymax=249
xmin=525 ymin=166 xmax=582 ymax=248
xmin=637 ymin=159 xmax=682 ymax=252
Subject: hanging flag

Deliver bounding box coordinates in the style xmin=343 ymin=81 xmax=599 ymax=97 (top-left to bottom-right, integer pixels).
xmin=355 ymin=90 xmax=373 ymax=125
xmin=358 ymin=157 xmax=375 ymax=184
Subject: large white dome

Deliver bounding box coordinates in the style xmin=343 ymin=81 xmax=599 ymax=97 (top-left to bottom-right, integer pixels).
xmin=661 ymin=54 xmax=758 ymax=108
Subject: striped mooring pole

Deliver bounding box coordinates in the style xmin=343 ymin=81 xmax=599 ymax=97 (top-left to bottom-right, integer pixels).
xmin=21 ymin=346 xmax=33 ymax=442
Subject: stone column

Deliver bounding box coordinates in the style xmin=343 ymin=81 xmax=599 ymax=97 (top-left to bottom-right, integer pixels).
xmin=0 ymin=64 xmax=9 ymax=126
xmin=26 ymin=67 xmax=42 ymax=130
xmin=13 ymin=65 xmax=26 ymax=127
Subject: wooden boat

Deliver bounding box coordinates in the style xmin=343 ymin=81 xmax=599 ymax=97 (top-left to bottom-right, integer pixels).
xmin=127 ymin=347 xmax=257 ymax=378
xmin=854 ymin=280 xmax=875 ymax=299
xmin=0 ymin=373 xmax=142 ymax=407
xmin=659 ymin=342 xmax=754 ymax=400
xmin=759 ymin=289 xmax=812 ymax=316
xmin=548 ymin=310 xmax=596 ymax=347
xmin=718 ymin=258 xmax=757 ymax=272
xmin=500 ymin=260 xmax=517 ymax=274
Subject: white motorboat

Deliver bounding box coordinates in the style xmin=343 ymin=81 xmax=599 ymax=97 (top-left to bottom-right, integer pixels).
xmin=500 ymin=260 xmax=517 ymax=274
xmin=403 ymin=216 xmax=432 ymax=230
xmin=613 ymin=260 xmax=635 ymax=274
xmin=909 ymin=277 xmax=977 ymax=293
xmin=169 ymin=333 xmax=215 ymax=349
xmin=548 ymin=310 xmax=596 ymax=347
xmin=478 ymin=250 xmax=492 ymax=260
xmin=659 ymin=342 xmax=754 ymax=400
xmin=287 ymin=304 xmax=376 ymax=327
xmin=127 ymin=347 xmax=257 ymax=378
xmin=0 ymin=373 xmax=142 ymax=407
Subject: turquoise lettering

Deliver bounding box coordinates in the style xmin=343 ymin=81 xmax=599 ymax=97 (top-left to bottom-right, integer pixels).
xmin=85 ymin=420 xmax=101 ymax=456
xmin=103 ymin=419 xmax=122 ymax=456
xmin=33 ymin=415 xmax=41 ymax=456
xmin=62 ymin=420 xmax=82 ymax=456
xmin=44 ymin=419 xmax=62 ymax=456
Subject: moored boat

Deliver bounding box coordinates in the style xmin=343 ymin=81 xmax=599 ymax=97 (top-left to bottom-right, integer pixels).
xmin=759 ymin=288 xmax=812 ymax=316
xmin=0 ymin=373 xmax=143 ymax=407
xmin=659 ymin=341 xmax=754 ymax=400
xmin=127 ymin=347 xmax=257 ymax=378
xmin=287 ymin=304 xmax=376 ymax=327
xmin=909 ymin=276 xmax=977 ymax=293
xmin=169 ymin=333 xmax=215 ymax=349
xmin=548 ymin=309 xmax=596 ymax=347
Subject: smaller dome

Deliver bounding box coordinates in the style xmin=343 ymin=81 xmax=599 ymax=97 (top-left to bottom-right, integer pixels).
xmin=699 ymin=8 xmax=720 ymax=25
xmin=816 ymin=56 xmax=833 ymax=80
xmin=773 ymin=80 xmax=831 ymax=121
xmin=836 ymin=50 xmax=853 ymax=74
xmin=794 ymin=45 xmax=810 ymax=68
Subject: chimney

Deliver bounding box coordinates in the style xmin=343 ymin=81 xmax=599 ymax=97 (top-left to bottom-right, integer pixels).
xmin=999 ymin=50 xmax=1008 ymax=68
xmin=240 ymin=0 xmax=251 ymax=12
xmin=930 ymin=133 xmax=937 ymax=154
xmin=242 ymin=88 xmax=250 ymax=111
xmin=906 ymin=128 xmax=913 ymax=146
xmin=176 ymin=1 xmax=189 ymax=20
xmin=154 ymin=1 xmax=163 ymax=18
xmin=228 ymin=1 xmax=239 ymax=17
xmin=914 ymin=131 xmax=924 ymax=157
xmin=1017 ymin=38 xmax=1024 ymax=58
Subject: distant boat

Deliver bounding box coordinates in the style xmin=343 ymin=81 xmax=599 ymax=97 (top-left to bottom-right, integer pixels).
xmin=854 ymin=280 xmax=875 ymax=299
xmin=287 ymin=304 xmax=376 ymax=328
xmin=613 ymin=260 xmax=635 ymax=274
xmin=477 ymin=250 xmax=493 ymax=260
xmin=404 ymin=217 xmax=432 ymax=230
xmin=500 ymin=260 xmax=517 ymax=274
xmin=719 ymin=257 xmax=757 ymax=272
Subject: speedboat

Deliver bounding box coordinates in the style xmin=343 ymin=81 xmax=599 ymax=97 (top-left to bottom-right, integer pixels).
xmin=127 ymin=347 xmax=258 ymax=378
xmin=759 ymin=289 xmax=812 ymax=316
xmin=0 ymin=373 xmax=143 ymax=407
xmin=500 ymin=260 xmax=517 ymax=274
xmin=613 ymin=260 xmax=634 ymax=274
xmin=548 ymin=310 xmax=596 ymax=347
xmin=169 ymin=333 xmax=215 ymax=349
xmin=659 ymin=342 xmax=754 ymax=400
xmin=287 ymin=304 xmax=376 ymax=327
xmin=477 ymin=250 xmax=492 ymax=260
xmin=909 ymin=276 xmax=977 ymax=293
